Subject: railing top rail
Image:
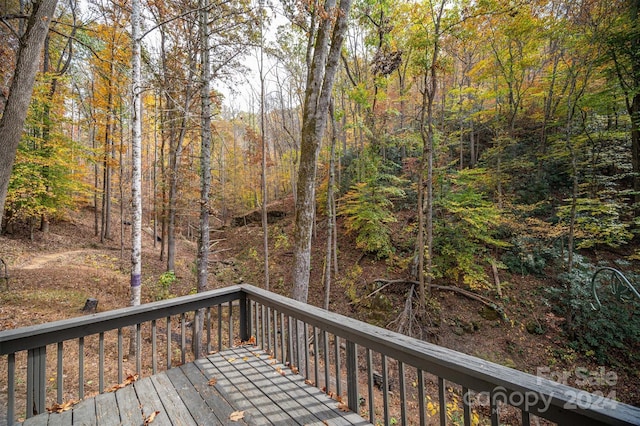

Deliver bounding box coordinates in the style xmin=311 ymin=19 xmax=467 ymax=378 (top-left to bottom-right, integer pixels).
xmin=240 ymin=284 xmax=640 ymax=426
xmin=0 ymin=285 xmax=243 ymax=355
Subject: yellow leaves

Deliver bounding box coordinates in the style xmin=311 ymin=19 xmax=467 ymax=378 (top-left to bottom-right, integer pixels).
xmin=229 ymin=410 xmax=245 ymax=421
xmin=144 ymin=410 xmax=160 ymax=425
xmin=227 ymin=357 xmax=236 ymax=363
xmin=107 ymin=373 xmax=139 ymax=392
xmin=47 ymin=400 xmax=78 ymax=413
xmin=275 ymin=366 xmax=285 ymax=376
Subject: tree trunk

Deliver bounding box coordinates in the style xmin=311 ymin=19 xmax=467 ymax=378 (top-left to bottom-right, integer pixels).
xmin=0 ymin=0 xmax=59 ymax=228
xmin=291 ymin=0 xmax=353 ymax=304
xmin=194 ymin=0 xmax=212 ymax=358
xmin=129 ymin=0 xmax=143 ymax=356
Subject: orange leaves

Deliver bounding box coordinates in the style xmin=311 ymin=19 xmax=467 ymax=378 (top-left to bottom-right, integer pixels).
xmin=47 ymin=400 xmax=78 ymax=413
xmin=337 ymin=402 xmax=350 ymax=412
xmin=144 ymin=410 xmax=160 ymax=424
xmin=107 ymin=373 xmax=139 ymax=392
xmin=208 ymin=377 xmax=217 ymax=386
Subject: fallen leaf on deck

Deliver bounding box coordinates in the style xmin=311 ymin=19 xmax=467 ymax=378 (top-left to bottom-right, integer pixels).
xmin=304 ymin=379 xmax=314 ymax=386
xmin=270 ymin=360 xmax=276 ymax=365
xmin=229 ymin=410 xmax=245 ymax=421
xmin=47 ymin=400 xmax=78 ymax=413
xmin=227 ymin=357 xmax=236 ymax=363
xmin=290 ymin=366 xmax=299 ymax=374
xmin=243 ymin=356 xmax=249 ymax=361
xmin=106 ymin=373 xmax=139 ymax=392
xmin=208 ymin=378 xmax=217 ymax=386
xmin=275 ymin=366 xmax=285 ymax=375
xmin=144 ymin=410 xmax=160 ymax=424
xmin=337 ymin=402 xmax=350 ymax=412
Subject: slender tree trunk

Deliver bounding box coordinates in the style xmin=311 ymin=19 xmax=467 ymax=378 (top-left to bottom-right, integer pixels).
xmin=0 ymin=0 xmax=59 ymax=227
xmin=323 ymin=100 xmax=338 ymax=310
xmin=129 ymin=0 xmax=143 ymax=357
xmin=259 ymin=1 xmax=270 ymax=290
xmin=194 ymin=0 xmax=212 ymax=358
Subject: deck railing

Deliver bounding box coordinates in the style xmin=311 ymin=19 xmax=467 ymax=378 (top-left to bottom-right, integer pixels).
xmin=1 ymin=284 xmax=639 ymax=425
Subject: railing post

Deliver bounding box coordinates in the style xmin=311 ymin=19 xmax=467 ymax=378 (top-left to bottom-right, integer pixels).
xmin=346 ymin=340 xmax=358 ymax=412
xmin=239 ymin=291 xmax=250 ymax=342
xmin=27 ymin=346 xmax=46 ymax=417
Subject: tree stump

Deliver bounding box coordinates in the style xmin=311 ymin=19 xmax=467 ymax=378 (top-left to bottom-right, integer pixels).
xmin=82 ymin=298 xmax=98 ymax=313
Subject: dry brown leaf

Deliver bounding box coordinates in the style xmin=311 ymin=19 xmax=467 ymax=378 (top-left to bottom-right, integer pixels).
xmin=106 ymin=373 xmax=139 ymax=393
xmin=47 ymin=400 xmax=78 ymax=413
xmin=333 ymin=394 xmax=343 ymax=403
xmin=208 ymin=378 xmax=217 ymax=386
xmin=337 ymin=402 xmax=350 ymax=412
xmin=304 ymin=379 xmax=314 ymax=386
xmin=144 ymin=410 xmax=160 ymax=424
xmin=290 ymin=366 xmax=299 ymax=374
xmin=270 ymin=359 xmax=276 ymax=365
xmin=229 ymin=410 xmax=245 ymax=421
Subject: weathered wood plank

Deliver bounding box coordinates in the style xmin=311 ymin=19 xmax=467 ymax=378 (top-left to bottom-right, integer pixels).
xmin=46 ymin=409 xmax=72 ymax=426
xmin=150 ymin=372 xmax=197 ymax=426
xmin=166 ymin=364 xmax=241 ymax=426
xmin=222 ymin=347 xmax=322 ymax=425
xmin=70 ymin=398 xmax=96 ymax=426
xmin=114 ymin=384 xmax=143 ymax=425
xmin=94 ymin=392 xmax=119 ymax=426
xmin=132 ymin=377 xmax=171 ymax=426
xmin=226 ymin=347 xmax=371 ymax=426
xmin=20 ymin=414 xmax=48 ymax=426
xmin=194 ymin=356 xmax=275 ymax=425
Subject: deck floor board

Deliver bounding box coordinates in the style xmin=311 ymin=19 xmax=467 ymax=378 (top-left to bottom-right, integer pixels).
xmin=16 ymin=346 xmax=372 ymax=426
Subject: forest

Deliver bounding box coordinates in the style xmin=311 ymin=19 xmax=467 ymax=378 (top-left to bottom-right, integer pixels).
xmin=1 ymin=0 xmax=640 ymax=409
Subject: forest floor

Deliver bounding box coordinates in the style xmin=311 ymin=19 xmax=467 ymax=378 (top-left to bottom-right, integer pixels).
xmin=0 ymin=200 xmax=638 ymax=418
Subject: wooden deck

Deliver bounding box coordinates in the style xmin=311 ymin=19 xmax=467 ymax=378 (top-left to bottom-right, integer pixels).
xmin=19 ymin=346 xmax=371 ymax=426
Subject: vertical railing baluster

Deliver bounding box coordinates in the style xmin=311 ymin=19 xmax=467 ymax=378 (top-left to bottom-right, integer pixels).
xmin=287 ymin=316 xmax=293 ymax=368
xmin=323 ymin=330 xmax=329 ymax=394
xmin=256 ymin=303 xmax=269 ymax=347
xmin=206 ymin=307 xmax=211 ymax=354
xmin=57 ymin=342 xmax=63 ymax=403
xmin=418 ymin=369 xmax=426 ymax=426
xmin=262 ymin=307 xmax=275 ymax=353
xmin=367 ymin=348 xmax=374 ymax=425
xmin=180 ymin=313 xmax=186 ymax=364
xmin=521 ymin=409 xmax=530 ymax=426
xmin=271 ymin=309 xmax=278 ymax=358
xmin=118 ymin=328 xmax=123 ymax=382
xmin=490 ymin=389 xmax=499 ymax=426
xmin=313 ymin=326 xmax=319 ymax=386
xmin=280 ymin=312 xmax=285 ymax=364
xmin=346 ymin=341 xmax=358 ymax=412
xmin=334 ymin=335 xmax=341 ymax=397
xmin=152 ymin=320 xmax=157 ymax=374
xmin=463 ymin=387 xmax=471 ymax=426
xmin=438 ymin=377 xmax=446 ymax=426
xmin=382 ymin=355 xmax=389 ymax=426
xmin=295 ymin=320 xmax=302 ymax=370
xmin=240 ymin=292 xmax=250 ymax=343
xmin=26 ymin=350 xmax=33 ymax=419
xmin=136 ymin=323 xmax=142 ymax=373
xmin=166 ymin=316 xmax=172 ymax=369
xmin=79 ymin=337 xmax=85 ymax=399
xmin=8 ymin=353 xmax=15 ymax=425
xmin=217 ymin=305 xmax=222 ymax=351
xmin=399 ymin=361 xmax=407 ymax=425
xmin=99 ymin=332 xmax=105 ymax=393
xmin=228 ymin=301 xmax=233 ymax=347
xmin=303 ymin=323 xmax=309 ymax=379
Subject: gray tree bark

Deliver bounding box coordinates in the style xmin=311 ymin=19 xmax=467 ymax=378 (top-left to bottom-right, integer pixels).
xmin=291 ymin=0 xmax=353 ymax=304
xmin=0 ymin=0 xmax=59 ymax=229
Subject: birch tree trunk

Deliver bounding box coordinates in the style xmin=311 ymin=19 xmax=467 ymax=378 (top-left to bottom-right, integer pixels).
xmin=128 ymin=0 xmax=142 ymax=357
xmin=0 ymin=0 xmax=59 ymax=228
